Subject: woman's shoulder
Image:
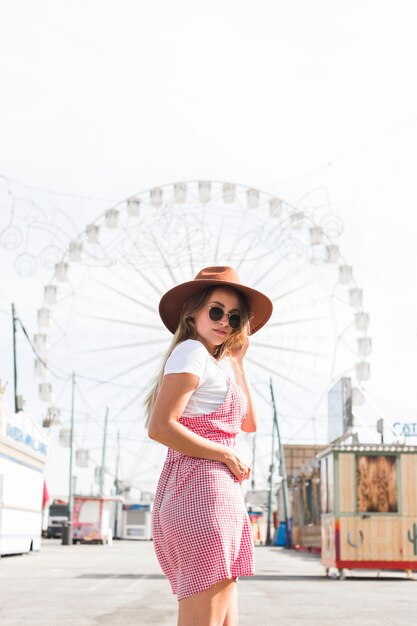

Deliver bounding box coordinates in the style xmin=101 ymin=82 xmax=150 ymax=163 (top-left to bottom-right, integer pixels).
xmin=165 ymin=340 xmax=210 ymax=377
xmin=170 ymin=339 xmax=209 ymax=358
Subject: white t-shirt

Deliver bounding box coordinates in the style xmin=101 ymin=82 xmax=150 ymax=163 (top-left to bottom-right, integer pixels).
xmin=164 ymin=339 xmax=229 ymax=417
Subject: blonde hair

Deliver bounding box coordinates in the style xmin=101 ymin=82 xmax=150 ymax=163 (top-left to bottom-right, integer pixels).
xmin=145 ymin=286 xmax=251 ymax=425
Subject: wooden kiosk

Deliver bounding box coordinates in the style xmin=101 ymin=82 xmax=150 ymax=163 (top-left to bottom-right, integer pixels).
xmin=318 ymin=442 xmax=417 ymax=578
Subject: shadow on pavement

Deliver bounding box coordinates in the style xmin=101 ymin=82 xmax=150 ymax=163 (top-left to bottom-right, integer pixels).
xmin=76 ymin=572 xmax=414 ymax=582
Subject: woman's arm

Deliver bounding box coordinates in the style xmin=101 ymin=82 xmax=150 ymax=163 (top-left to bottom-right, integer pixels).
xmin=229 ymin=338 xmax=257 ymax=433
xmin=148 ymin=372 xmax=251 ymax=482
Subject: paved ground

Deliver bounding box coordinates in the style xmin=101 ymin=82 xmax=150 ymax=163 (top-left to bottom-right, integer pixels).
xmin=0 ymin=538 xmax=416 ymax=625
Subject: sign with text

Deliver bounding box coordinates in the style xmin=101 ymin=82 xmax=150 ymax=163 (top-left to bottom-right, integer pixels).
xmin=327 ymin=377 xmax=353 ymax=442
xmin=393 ymin=422 xmax=417 ymax=438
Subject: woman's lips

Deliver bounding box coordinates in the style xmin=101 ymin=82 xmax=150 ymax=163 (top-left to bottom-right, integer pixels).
xmin=213 ymin=328 xmax=227 ymax=337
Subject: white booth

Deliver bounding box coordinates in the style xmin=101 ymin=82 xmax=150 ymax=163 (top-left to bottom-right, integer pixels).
xmin=122 ymin=503 xmax=152 ymax=540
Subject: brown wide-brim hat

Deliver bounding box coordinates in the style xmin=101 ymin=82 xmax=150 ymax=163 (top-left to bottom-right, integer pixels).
xmin=159 ymin=266 xmax=273 ymax=335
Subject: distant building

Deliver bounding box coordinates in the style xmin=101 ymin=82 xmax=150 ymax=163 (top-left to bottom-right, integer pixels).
xmin=282 ymin=444 xmax=326 ymax=550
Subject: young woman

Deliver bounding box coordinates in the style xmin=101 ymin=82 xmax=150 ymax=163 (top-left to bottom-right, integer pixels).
xmin=146 ymin=266 xmax=273 ymax=626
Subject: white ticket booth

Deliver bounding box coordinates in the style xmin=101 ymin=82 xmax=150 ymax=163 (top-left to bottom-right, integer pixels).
xmin=122 ymin=503 xmax=152 ymax=540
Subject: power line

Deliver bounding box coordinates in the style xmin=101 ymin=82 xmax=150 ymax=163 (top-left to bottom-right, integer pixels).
xmin=16 ymin=1 xmax=196 ymax=103
xmin=264 ymin=113 xmax=417 ymax=188
xmin=0 ymin=172 xmax=116 ymax=202
xmin=13 ymin=308 xmax=146 ymax=389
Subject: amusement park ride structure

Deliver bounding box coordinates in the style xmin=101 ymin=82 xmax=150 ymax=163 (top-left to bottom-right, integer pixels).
xmin=10 ymin=180 xmax=373 ymax=496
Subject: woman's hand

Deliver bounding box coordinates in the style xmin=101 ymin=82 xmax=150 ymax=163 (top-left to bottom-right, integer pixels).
xmin=229 ymin=336 xmax=249 ymax=364
xmin=223 ymin=450 xmax=251 ymax=484
xmin=228 ymin=336 xmax=258 ymax=433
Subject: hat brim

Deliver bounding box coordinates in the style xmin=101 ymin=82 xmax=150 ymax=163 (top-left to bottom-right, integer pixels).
xmin=159 ymin=279 xmax=273 ymax=335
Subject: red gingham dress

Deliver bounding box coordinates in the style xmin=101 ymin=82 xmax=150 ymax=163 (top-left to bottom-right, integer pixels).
xmin=152 ymin=379 xmax=255 ymax=601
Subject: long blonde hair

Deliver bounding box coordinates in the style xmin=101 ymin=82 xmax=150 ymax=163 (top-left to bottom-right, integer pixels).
xmin=145 ymin=286 xmax=251 ymax=425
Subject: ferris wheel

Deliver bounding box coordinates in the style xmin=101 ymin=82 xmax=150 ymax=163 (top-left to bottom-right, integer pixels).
xmin=34 ymin=180 xmax=371 ymax=493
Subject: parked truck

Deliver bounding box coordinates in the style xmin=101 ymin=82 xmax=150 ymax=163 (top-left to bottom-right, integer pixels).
xmin=43 ymin=499 xmax=69 ymax=539
xmin=0 ymin=389 xmax=49 ymax=556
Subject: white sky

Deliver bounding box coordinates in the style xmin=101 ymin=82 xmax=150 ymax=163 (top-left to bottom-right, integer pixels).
xmin=1 ymin=0 xmax=417 ymax=493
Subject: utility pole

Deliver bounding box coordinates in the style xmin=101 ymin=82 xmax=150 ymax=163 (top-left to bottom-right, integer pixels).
xmin=11 ymin=303 xmax=19 ymax=413
xmin=114 ymin=429 xmax=121 ymax=539
xmin=99 ymin=407 xmax=109 ymax=497
xmin=115 ymin=429 xmax=120 ymax=495
xmin=270 ymin=378 xmax=292 ymax=548
xmin=266 ymin=393 xmax=276 ymax=546
xmin=251 ymin=433 xmax=256 ymax=491
xmin=63 ymin=371 xmax=76 ymax=545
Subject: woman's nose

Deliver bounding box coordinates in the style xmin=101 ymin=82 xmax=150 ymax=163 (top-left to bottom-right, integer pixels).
xmin=218 ymin=315 xmax=229 ymax=327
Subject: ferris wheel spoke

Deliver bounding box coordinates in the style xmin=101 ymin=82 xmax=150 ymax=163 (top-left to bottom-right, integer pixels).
xmin=234 ymin=230 xmax=264 ymax=272
xmin=225 ymin=199 xmax=253 ymax=261
xmin=292 ymin=377 xmax=339 ymax=441
xmin=182 ymin=208 xmax=198 ymax=276
xmin=252 ymin=386 xmax=293 ymax=427
xmin=261 ymin=384 xmax=311 ymax=415
xmin=286 ymin=412 xmax=321 ymax=442
xmin=74 ymin=383 xmax=118 ymax=434
xmin=230 ymin=218 xmax=256 ymax=258
xmin=245 ymin=356 xmax=315 ymax=393
xmin=80 ymin=313 xmax=161 ymax=330
xmin=110 ymin=388 xmax=146 ymax=421
xmin=272 ymin=292 xmax=331 ymax=316
xmin=94 ymin=230 xmax=125 ymax=258
xmin=78 ymin=338 xmax=168 ymax=354
xmin=75 ymin=372 xmax=147 ymax=391
xmin=264 ymin=212 xmax=292 ymax=241
xmin=229 ymin=218 xmax=261 ymax=267
xmin=32 ymin=346 xmax=71 ymax=379
xmin=92 ymin=279 xmax=156 ymax=313
xmin=271 ymin=281 xmax=314 ymax=302
xmin=249 ymin=256 xmax=288 ymax=290
xmin=120 ymin=253 xmax=166 ymax=297
xmin=267 ymin=263 xmax=313 ymax=297
xmin=337 ymin=335 xmax=360 ymax=357
xmin=92 ymin=376 xmax=148 ymax=405
xmin=49 ymin=304 xmax=79 ymax=338
xmin=77 ymin=385 xmax=144 ymax=430
xmin=213 ymin=216 xmax=224 ymax=265
xmin=251 ymin=342 xmax=327 ymax=358
xmin=73 ymin=292 xmax=137 ymax=321
xmin=256 ymin=352 xmax=328 ymax=381
xmin=267 ymin=315 xmax=326 ymax=328
xmin=86 ymin=351 xmax=164 ymax=391
xmin=127 ymin=441 xmax=162 ymax=479
xmin=148 ymin=230 xmax=182 ymax=285
xmin=129 ymin=458 xmax=162 ymax=474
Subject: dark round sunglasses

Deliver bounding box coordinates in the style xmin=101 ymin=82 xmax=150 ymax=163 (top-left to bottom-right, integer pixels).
xmin=208 ymin=306 xmax=241 ymax=329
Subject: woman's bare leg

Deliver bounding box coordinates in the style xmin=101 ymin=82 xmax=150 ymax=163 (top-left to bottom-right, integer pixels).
xmin=177 ymin=579 xmax=237 ymax=626
xmin=222 ymin=581 xmax=238 ymax=626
